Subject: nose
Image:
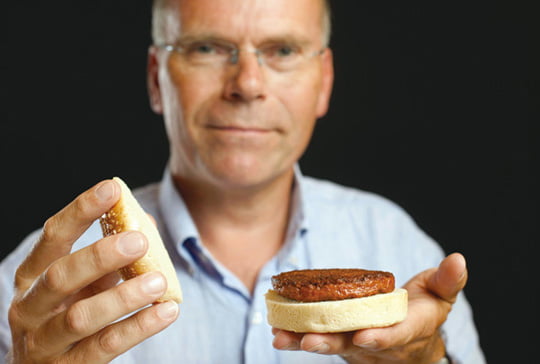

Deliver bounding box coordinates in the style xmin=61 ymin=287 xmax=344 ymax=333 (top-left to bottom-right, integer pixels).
xmin=223 ymin=50 xmax=266 ymax=102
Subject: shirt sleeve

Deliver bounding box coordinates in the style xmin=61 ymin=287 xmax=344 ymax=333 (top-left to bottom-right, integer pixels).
xmin=0 ymin=230 xmax=42 ymax=359
xmin=443 ymin=291 xmax=486 ymax=363
xmin=388 ymin=203 xmax=486 ymax=363
xmin=387 ymin=203 xmax=486 ymax=363
xmin=350 ymin=189 xmax=485 ymax=363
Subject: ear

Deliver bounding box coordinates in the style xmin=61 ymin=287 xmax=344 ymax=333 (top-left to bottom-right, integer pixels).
xmin=147 ymin=46 xmax=164 ymax=114
xmin=315 ymin=47 xmax=334 ymax=118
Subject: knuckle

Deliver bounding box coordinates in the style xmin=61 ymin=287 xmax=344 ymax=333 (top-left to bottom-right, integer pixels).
xmin=43 ymin=262 xmax=69 ymax=294
xmin=133 ymin=308 xmax=155 ymax=333
xmin=367 ymin=335 xmax=391 ymax=351
xmin=97 ymin=326 xmax=124 ymax=355
xmin=42 ymin=214 xmax=71 ymax=245
xmin=41 ymin=216 xmax=59 ymax=242
xmin=72 ymin=193 xmax=93 ymax=219
xmin=64 ymin=302 xmax=90 ymax=335
xmin=115 ymin=282 xmax=137 ymax=309
xmin=14 ymin=265 xmax=30 ymax=290
xmin=7 ymin=301 xmax=23 ymax=328
xmin=88 ymin=241 xmax=109 ymax=272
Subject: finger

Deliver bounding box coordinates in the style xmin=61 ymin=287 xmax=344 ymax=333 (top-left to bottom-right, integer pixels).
xmin=84 ymin=271 xmax=123 ymax=296
xmin=60 ymin=271 xmax=122 ymax=311
xmin=428 ymin=252 xmax=468 ymax=304
xmin=298 ymin=332 xmax=356 ymax=355
xmin=272 ymin=329 xmax=304 ymax=351
xmin=15 ymin=180 xmax=120 ymax=289
xmin=33 ymin=271 xmax=168 ymax=357
xmin=352 ymin=298 xmax=443 ymax=351
xmin=351 ymin=255 xmax=468 ymax=351
xmin=18 ymin=231 xmax=147 ymax=322
xmin=66 ymin=300 xmax=179 ymax=363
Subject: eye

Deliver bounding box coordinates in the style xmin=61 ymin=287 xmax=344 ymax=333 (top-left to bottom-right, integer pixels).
xmin=261 ymin=43 xmax=302 ymax=62
xmin=275 ymin=45 xmax=294 ymax=57
xmin=189 ymin=42 xmax=218 ymax=54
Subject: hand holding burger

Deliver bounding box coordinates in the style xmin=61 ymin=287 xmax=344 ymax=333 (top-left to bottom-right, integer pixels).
xmin=270 ymin=253 xmax=467 ymax=363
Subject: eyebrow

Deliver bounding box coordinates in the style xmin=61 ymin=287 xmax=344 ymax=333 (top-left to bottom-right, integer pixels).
xmin=257 ymin=35 xmax=313 ymax=48
xmin=171 ymin=34 xmax=227 ymax=46
xmin=174 ymin=33 xmax=314 ymax=48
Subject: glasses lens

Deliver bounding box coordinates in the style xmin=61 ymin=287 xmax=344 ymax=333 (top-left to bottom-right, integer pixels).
xmin=180 ymin=41 xmax=232 ymax=66
xmin=260 ymin=44 xmax=304 ymax=71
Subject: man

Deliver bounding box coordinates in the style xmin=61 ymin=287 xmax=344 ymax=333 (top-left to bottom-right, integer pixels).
xmin=1 ymin=0 xmax=485 ymax=363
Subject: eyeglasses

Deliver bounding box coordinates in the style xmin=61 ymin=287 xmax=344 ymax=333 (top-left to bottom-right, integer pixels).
xmin=155 ymin=39 xmax=325 ymax=72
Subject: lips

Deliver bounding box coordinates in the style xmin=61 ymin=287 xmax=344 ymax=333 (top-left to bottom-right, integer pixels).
xmin=206 ymin=124 xmax=272 ymax=133
xmin=205 ymin=107 xmax=285 ymax=134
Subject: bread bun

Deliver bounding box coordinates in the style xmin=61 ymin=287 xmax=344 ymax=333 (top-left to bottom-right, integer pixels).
xmin=265 ymin=288 xmax=407 ymax=333
xmin=99 ymin=177 xmax=182 ymax=303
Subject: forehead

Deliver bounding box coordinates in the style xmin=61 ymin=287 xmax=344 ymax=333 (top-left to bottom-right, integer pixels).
xmin=165 ymin=0 xmax=324 ymax=44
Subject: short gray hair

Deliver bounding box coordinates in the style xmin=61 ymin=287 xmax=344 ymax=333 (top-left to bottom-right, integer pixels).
xmin=152 ymin=0 xmax=332 ymax=47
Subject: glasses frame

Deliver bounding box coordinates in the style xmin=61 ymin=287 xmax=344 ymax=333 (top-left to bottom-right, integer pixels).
xmin=155 ymin=42 xmax=326 ymax=71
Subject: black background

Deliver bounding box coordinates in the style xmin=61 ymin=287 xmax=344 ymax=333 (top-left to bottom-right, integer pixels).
xmin=4 ymin=1 xmax=534 ymax=362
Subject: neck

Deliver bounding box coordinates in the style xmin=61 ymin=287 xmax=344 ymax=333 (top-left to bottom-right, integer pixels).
xmin=171 ymin=168 xmax=295 ymax=292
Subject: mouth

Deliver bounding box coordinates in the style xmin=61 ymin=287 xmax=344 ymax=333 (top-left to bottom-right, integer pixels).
xmin=206 ymin=125 xmax=274 ymax=134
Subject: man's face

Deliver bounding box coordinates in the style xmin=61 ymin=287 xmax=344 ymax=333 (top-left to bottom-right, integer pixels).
xmin=148 ymin=0 xmax=333 ymax=190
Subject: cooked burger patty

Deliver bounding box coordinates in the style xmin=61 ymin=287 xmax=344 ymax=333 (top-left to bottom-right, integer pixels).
xmin=271 ymin=268 xmax=395 ymax=302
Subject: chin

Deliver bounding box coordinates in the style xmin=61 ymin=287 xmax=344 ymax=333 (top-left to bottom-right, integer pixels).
xmin=205 ymin=158 xmax=291 ymax=191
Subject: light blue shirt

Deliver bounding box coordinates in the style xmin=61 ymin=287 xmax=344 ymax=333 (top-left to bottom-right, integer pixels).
xmin=0 ymin=168 xmax=485 ymax=363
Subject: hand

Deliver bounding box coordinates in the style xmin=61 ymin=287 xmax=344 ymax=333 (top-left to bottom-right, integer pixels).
xmin=7 ymin=180 xmax=179 ymax=364
xmin=272 ymin=253 xmax=468 ymax=363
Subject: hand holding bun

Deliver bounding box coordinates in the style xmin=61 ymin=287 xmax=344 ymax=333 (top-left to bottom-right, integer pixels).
xmin=100 ymin=177 xmax=183 ymax=303
xmin=266 ymin=268 xmax=407 ymax=333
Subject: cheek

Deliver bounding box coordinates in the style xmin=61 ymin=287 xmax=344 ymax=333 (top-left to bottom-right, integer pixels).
xmin=277 ymin=74 xmax=321 ymax=145
xmin=280 ymin=67 xmax=323 ymax=114
xmin=160 ymin=61 xmax=219 ymax=143
xmin=165 ymin=63 xmax=208 ymax=122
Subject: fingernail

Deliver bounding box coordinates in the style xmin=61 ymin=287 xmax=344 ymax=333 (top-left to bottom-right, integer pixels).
xmin=355 ymin=340 xmax=378 ymax=349
xmin=308 ymin=342 xmax=330 ymax=353
xmin=141 ymin=273 xmax=166 ymax=295
xmin=458 ymin=255 xmax=467 ymax=280
xmin=117 ymin=232 xmax=146 ymax=256
xmin=95 ymin=181 xmax=115 ymax=202
xmin=156 ymin=301 xmax=179 ymax=321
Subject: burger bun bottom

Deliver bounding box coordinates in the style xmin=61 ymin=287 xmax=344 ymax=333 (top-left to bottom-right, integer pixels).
xmin=265 ymin=288 xmax=407 ymax=333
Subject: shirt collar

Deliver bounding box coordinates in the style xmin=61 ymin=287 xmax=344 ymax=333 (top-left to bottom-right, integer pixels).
xmin=158 ymin=167 xmax=201 ymax=273
xmin=157 ymin=165 xmax=309 ymax=273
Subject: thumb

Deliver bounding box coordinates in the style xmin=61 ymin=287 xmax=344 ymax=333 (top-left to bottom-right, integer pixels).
xmin=429 ymin=252 xmax=468 ymax=304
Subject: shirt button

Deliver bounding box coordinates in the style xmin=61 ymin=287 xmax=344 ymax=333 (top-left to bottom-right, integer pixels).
xmin=251 ymin=311 xmax=263 ymax=325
